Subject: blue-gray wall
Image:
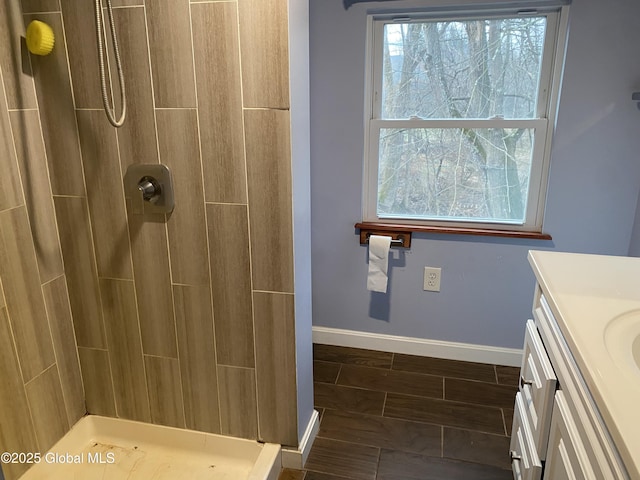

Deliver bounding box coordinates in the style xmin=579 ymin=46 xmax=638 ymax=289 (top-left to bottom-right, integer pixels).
xmin=629 ymin=193 xmax=640 ymax=257
xmin=310 ymin=0 xmax=640 ymax=349
xmin=290 ymin=0 xmax=315 ymax=442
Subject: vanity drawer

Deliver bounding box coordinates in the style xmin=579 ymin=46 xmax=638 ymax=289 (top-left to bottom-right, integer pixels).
xmin=543 ymin=391 xmax=595 ymax=480
xmin=520 ymin=319 xmax=557 ymax=460
xmin=511 ymin=392 xmax=543 ymax=480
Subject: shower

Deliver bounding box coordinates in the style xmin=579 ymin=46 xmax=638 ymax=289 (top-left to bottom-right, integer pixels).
xmin=94 ymin=0 xmax=126 ymax=127
xmin=0 ymin=0 xmax=314 ymax=477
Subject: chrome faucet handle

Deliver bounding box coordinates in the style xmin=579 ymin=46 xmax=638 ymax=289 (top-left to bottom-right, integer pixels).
xmin=137 ymin=176 xmax=162 ymax=203
xmin=124 ymin=164 xmax=174 ymax=215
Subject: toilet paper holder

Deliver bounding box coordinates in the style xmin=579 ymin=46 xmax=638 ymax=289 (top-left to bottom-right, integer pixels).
xmin=366 ymin=234 xmax=405 ymax=246
xmin=356 ymin=226 xmax=412 ymax=248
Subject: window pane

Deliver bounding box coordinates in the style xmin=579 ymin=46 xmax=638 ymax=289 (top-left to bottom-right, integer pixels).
xmin=381 ymin=17 xmax=547 ymax=120
xmin=376 ymin=127 xmax=534 ymax=222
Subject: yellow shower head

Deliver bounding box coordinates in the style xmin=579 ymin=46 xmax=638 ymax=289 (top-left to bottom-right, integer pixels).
xmin=26 ymin=20 xmax=55 ymax=56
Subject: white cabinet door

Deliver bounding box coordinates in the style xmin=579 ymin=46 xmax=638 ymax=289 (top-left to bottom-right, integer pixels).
xmin=544 ymin=391 xmax=596 ymax=480
xmin=520 ymin=319 xmax=557 ymax=460
xmin=511 ymin=392 xmax=542 ymax=480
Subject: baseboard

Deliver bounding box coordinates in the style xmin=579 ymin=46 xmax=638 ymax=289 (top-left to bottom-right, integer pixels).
xmin=312 ymin=326 xmax=523 ymax=367
xmin=281 ymin=409 xmax=320 ymax=470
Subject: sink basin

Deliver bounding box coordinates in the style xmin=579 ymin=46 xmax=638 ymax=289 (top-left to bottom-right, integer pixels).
xmin=634 ymin=335 xmax=640 ymax=370
xmin=604 ymin=309 xmax=640 ymax=378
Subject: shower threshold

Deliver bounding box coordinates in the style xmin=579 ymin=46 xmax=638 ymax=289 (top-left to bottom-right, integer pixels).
xmin=19 ymin=415 xmax=281 ymax=480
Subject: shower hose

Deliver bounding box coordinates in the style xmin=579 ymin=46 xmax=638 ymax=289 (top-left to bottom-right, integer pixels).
xmin=94 ymin=0 xmax=126 ymax=128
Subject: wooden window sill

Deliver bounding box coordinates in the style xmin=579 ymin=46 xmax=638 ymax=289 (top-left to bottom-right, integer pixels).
xmin=356 ymin=222 xmax=552 ymax=241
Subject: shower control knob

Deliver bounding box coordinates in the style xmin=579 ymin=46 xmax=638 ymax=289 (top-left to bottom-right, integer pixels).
xmin=137 ymin=176 xmax=161 ymax=203
xmin=124 ymin=164 xmax=174 ymax=214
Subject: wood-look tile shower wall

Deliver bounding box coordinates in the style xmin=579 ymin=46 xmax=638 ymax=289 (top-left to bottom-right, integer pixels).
xmin=0 ymin=1 xmax=298 ymax=476
xmin=0 ymin=1 xmax=84 ymax=479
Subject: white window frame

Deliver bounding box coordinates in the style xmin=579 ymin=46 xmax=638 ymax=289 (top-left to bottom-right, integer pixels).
xmin=362 ymin=6 xmax=570 ymax=233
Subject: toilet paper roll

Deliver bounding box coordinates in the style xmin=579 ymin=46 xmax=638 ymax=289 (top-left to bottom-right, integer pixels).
xmin=367 ymin=235 xmax=392 ymax=293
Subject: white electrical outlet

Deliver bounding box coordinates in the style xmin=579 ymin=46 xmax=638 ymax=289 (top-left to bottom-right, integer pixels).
xmin=423 ymin=267 xmax=441 ymax=292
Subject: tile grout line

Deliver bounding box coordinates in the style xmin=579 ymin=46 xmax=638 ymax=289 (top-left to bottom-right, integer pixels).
xmin=234 ymin=0 xmax=263 ymax=442
xmin=381 ymin=392 xmax=388 ymax=417
xmin=188 ymin=0 xmax=225 ymax=432
xmin=334 ymin=363 xmax=343 ymax=385
xmin=23 ymin=361 xmax=57 ymax=387
xmin=501 ymin=408 xmax=508 ymax=436
xmin=138 ymin=0 xmax=178 ymax=426
xmin=77 ymin=345 xmax=109 ymax=353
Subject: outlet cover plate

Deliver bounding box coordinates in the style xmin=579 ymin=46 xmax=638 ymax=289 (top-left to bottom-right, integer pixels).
xmin=423 ymin=267 xmax=441 ymax=292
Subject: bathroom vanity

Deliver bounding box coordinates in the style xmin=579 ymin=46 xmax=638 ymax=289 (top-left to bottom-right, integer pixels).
xmin=511 ymin=251 xmax=640 ymax=480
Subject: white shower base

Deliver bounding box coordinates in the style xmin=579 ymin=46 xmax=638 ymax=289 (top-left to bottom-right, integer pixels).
xmin=20 ymin=415 xmax=281 ymax=480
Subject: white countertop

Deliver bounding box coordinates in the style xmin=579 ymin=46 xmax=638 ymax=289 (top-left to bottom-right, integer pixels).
xmin=528 ymin=250 xmax=640 ymax=480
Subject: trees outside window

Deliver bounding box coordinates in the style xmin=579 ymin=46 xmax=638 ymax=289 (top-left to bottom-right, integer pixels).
xmin=364 ymin=9 xmax=568 ymax=231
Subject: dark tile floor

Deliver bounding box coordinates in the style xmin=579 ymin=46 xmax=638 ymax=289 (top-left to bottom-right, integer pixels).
xmin=279 ymin=344 xmax=519 ymax=480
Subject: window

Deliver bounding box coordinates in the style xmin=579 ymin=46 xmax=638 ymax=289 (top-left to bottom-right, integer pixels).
xmin=363 ymin=6 xmax=569 ymax=233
